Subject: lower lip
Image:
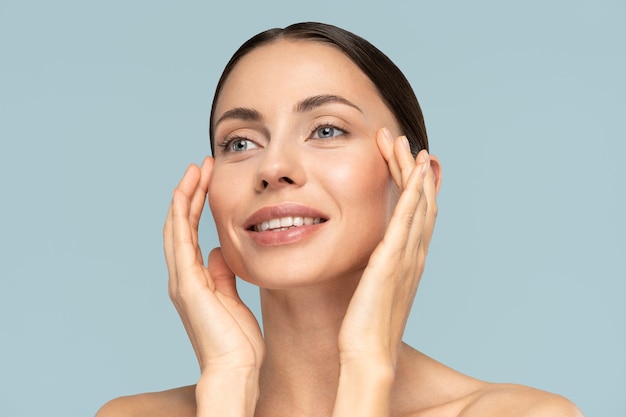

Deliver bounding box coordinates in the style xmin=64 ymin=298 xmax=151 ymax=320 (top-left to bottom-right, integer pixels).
xmin=246 ymin=223 xmax=326 ymax=246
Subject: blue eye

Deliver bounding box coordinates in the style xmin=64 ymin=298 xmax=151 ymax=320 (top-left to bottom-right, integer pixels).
xmin=313 ymin=125 xmax=345 ymax=139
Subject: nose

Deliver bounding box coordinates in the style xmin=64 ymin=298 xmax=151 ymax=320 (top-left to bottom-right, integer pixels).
xmin=254 ymin=139 xmax=305 ymax=192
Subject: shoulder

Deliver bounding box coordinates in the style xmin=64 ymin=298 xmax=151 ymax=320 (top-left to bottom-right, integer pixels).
xmin=460 ymin=383 xmax=584 ymax=417
xmin=95 ymin=385 xmax=196 ymax=417
xmin=396 ymin=347 xmax=583 ymax=417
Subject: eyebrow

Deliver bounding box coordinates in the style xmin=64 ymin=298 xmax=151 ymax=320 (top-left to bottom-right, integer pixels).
xmin=294 ymin=94 xmax=363 ymax=113
xmin=214 ymin=94 xmax=362 ymax=129
xmin=214 ymin=107 xmax=263 ymax=126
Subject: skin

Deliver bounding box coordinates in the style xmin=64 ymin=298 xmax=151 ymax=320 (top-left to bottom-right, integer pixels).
xmin=96 ymin=40 xmax=583 ymax=417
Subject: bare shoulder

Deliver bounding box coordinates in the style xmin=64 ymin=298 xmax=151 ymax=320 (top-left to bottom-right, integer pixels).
xmin=460 ymin=383 xmax=584 ymax=417
xmin=394 ymin=347 xmax=583 ymax=417
xmin=95 ymin=385 xmax=196 ymax=417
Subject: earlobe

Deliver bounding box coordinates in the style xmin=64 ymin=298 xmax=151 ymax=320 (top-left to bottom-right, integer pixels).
xmin=428 ymin=154 xmax=442 ymax=195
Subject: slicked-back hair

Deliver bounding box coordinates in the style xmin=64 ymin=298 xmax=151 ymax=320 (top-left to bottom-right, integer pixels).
xmin=209 ymin=22 xmax=428 ymax=156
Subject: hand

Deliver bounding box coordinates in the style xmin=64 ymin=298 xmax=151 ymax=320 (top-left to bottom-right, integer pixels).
xmin=338 ymin=128 xmax=437 ymax=370
xmin=164 ymin=157 xmax=265 ymax=376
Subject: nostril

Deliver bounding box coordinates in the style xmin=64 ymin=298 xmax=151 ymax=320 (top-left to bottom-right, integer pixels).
xmin=259 ymin=176 xmax=296 ymax=190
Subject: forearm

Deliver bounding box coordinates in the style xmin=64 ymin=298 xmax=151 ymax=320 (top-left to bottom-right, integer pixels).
xmin=332 ymin=361 xmax=395 ymax=417
xmin=195 ymin=369 xmax=260 ymax=417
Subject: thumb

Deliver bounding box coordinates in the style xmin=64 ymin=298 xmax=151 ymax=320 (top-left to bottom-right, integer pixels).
xmin=207 ymin=247 xmax=239 ymax=300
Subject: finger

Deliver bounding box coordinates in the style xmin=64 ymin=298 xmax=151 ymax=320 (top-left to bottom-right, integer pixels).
xmin=189 ymin=157 xmax=214 ymax=236
xmin=177 ymin=163 xmax=202 ymax=249
xmin=170 ymin=191 xmax=213 ymax=365
xmin=375 ymin=153 xmax=429 ymax=259
xmin=189 ymin=158 xmax=212 ymax=263
xmin=393 ymin=135 xmax=417 ymax=190
xmin=165 ymin=164 xmax=202 ymax=287
xmin=176 ymin=163 xmax=201 ymax=199
xmin=172 ymin=188 xmax=206 ymax=278
xmin=164 ymin=197 xmax=178 ymax=287
xmin=419 ymin=162 xmax=439 ymax=255
xmin=405 ymin=151 xmax=431 ymax=255
xmin=376 ymin=128 xmax=402 ymax=189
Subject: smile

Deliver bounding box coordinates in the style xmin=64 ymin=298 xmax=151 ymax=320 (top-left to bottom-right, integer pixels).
xmin=252 ymin=216 xmax=325 ymax=232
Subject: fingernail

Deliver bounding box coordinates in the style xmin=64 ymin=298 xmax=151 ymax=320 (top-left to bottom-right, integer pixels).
xmin=383 ymin=128 xmax=394 ymax=142
xmin=402 ymin=136 xmax=410 ymax=150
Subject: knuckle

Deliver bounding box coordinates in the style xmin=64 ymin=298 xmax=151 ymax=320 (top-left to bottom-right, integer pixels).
xmin=169 ymin=282 xmax=192 ymax=305
xmin=430 ymin=202 xmax=439 ymax=219
xmin=167 ymin=281 xmax=177 ymax=301
xmin=401 ymin=212 xmax=415 ymax=228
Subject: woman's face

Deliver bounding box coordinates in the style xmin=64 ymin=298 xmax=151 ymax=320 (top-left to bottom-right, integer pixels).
xmin=209 ymin=40 xmax=402 ymax=289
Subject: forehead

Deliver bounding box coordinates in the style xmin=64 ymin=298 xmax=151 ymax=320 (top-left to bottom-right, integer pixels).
xmin=214 ymin=40 xmax=386 ymax=117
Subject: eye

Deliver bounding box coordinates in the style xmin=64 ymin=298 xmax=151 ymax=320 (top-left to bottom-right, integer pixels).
xmin=312 ymin=125 xmax=346 ymax=139
xmin=221 ymin=138 xmax=259 ymax=153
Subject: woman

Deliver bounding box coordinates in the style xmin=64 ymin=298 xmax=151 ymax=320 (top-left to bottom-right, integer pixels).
xmin=97 ymin=22 xmax=582 ymax=417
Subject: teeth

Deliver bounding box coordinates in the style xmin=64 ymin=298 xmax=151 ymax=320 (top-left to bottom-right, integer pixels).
xmin=268 ymin=219 xmax=280 ymax=229
xmin=254 ymin=216 xmax=322 ymax=232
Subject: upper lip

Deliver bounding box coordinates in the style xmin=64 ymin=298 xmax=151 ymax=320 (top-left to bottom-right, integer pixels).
xmin=244 ymin=203 xmax=329 ymax=231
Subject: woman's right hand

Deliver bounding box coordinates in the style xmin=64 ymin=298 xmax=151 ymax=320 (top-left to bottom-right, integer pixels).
xmin=164 ymin=157 xmax=265 ymax=381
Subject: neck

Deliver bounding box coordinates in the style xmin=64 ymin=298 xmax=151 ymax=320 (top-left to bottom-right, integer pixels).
xmin=255 ymin=273 xmax=360 ymax=417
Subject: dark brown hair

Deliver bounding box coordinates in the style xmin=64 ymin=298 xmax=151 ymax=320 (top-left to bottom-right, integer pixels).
xmin=209 ymin=22 xmax=428 ymax=156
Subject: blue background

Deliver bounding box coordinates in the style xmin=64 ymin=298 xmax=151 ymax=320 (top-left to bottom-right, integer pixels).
xmin=1 ymin=1 xmax=624 ymax=416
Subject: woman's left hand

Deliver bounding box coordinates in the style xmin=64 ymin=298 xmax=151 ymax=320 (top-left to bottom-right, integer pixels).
xmin=332 ymin=128 xmax=437 ymax=416
xmin=337 ymin=128 xmax=438 ymax=370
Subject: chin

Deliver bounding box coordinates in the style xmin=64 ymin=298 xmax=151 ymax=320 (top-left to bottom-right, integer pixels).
xmin=230 ymin=252 xmax=368 ymax=292
xmin=236 ymin=264 xmax=329 ymax=290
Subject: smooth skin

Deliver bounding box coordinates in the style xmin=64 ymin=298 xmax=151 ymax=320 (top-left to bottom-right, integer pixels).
xmin=96 ymin=40 xmax=583 ymax=417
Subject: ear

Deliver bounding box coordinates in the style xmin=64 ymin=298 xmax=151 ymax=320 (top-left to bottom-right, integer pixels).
xmin=428 ymin=154 xmax=442 ymax=196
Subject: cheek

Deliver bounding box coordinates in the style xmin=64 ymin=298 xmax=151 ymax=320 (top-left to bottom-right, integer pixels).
xmin=208 ymin=163 xmax=251 ymax=223
xmin=346 ymin=150 xmax=396 ymax=210
xmin=334 ymin=155 xmax=397 ymax=271
xmin=321 ymin=146 xmax=397 ymax=231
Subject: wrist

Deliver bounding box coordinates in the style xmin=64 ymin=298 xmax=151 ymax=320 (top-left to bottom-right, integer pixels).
xmin=340 ymin=357 xmax=395 ymax=379
xmin=332 ymin=361 xmax=395 ymax=417
xmin=196 ymin=369 xmax=260 ymax=417
xmin=339 ymin=346 xmax=398 ymax=374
